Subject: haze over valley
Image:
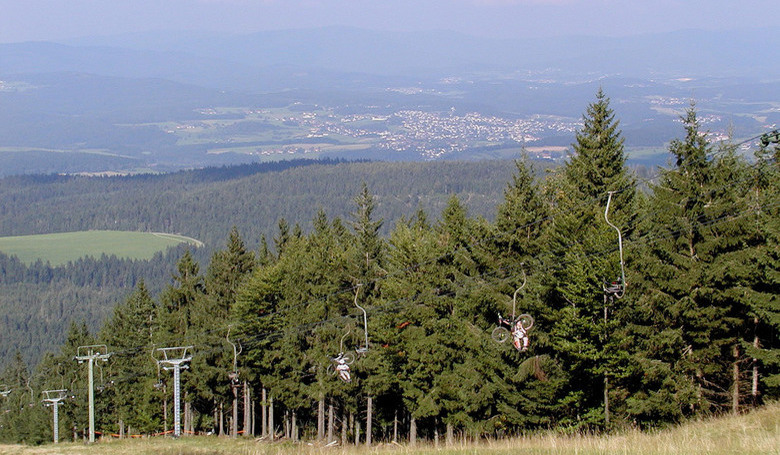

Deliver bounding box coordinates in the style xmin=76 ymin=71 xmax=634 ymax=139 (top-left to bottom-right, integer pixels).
xmin=1 ymin=27 xmax=778 ymax=175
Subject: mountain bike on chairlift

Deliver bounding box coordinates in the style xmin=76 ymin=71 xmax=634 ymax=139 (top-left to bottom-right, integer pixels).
xmin=328 ymin=329 xmax=356 ymax=383
xmin=328 ymin=350 xmax=355 ymax=383
xmin=491 ymin=265 xmax=534 ymax=352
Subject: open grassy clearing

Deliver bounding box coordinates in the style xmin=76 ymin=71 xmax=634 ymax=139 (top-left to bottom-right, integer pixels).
xmin=2 ymin=403 xmax=777 ymax=455
xmin=0 ymin=230 xmax=202 ymax=266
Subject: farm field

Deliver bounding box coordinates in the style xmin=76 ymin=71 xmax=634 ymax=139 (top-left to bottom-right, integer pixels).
xmin=0 ymin=230 xmax=202 ymax=266
xmin=1 ymin=402 xmax=777 ymax=455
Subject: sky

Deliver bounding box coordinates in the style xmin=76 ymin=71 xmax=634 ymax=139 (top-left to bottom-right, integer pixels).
xmin=0 ymin=0 xmax=777 ymax=43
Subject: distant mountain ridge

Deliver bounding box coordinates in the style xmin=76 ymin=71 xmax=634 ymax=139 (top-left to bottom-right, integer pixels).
xmin=3 ymin=26 xmax=778 ymax=90
xmin=1 ymin=27 xmax=777 ymax=175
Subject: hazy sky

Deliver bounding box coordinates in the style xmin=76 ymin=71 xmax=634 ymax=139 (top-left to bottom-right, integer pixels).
xmin=1 ymin=0 xmax=776 ymax=43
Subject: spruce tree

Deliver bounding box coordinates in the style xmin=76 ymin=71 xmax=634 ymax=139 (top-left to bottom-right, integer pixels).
xmin=541 ymin=89 xmax=637 ymax=428
xmin=629 ymin=105 xmax=761 ymax=421
xmin=99 ymin=281 xmax=160 ymax=434
xmin=189 ymin=227 xmax=255 ymax=434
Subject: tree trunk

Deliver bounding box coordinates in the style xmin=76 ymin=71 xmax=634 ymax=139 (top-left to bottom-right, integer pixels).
xmin=366 ymin=396 xmax=373 ymax=446
xmin=232 ymin=385 xmax=239 ymax=438
xmin=446 ymin=422 xmax=454 ymax=446
xmin=318 ymin=394 xmax=325 ymax=440
xmin=603 ymin=295 xmax=610 ymax=426
xmin=284 ymin=410 xmax=289 ymax=439
xmin=183 ymin=400 xmax=190 ymax=436
xmin=119 ymin=419 xmax=124 ymax=439
xmin=327 ymin=402 xmax=335 ymax=443
xmin=244 ymin=381 xmax=251 ymax=436
xmin=262 ymin=388 xmax=268 ymax=437
xmin=163 ymin=394 xmax=168 ymax=434
xmin=409 ymin=416 xmax=416 ymax=447
xmin=352 ymin=411 xmax=359 ymax=445
xmin=393 ymin=409 xmax=398 ymax=444
xmin=434 ymin=419 xmax=439 ymax=448
xmin=732 ymin=344 xmax=740 ymax=414
xmin=753 ymin=317 xmax=760 ymax=406
xmin=213 ymin=401 xmax=218 ymax=435
xmin=604 ymin=375 xmax=610 ymax=425
xmin=219 ymin=402 xmax=224 ymax=437
xmin=269 ymin=397 xmax=274 ymax=441
xmin=341 ymin=407 xmax=348 ymax=445
xmin=292 ymin=410 xmax=298 ymax=442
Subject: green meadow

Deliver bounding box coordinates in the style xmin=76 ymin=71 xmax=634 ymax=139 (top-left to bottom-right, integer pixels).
xmin=0 ymin=231 xmax=202 ymax=266
xmin=1 ymin=402 xmax=777 ymax=455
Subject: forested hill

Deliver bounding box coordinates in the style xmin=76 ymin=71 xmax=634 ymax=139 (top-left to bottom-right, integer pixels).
xmin=0 ymin=158 xmax=533 ymax=369
xmin=0 ymin=158 xmax=528 ymax=253
xmin=0 ymin=95 xmax=777 ymax=445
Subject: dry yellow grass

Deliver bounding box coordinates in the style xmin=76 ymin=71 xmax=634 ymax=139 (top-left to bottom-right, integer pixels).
xmin=2 ymin=402 xmax=777 ymax=455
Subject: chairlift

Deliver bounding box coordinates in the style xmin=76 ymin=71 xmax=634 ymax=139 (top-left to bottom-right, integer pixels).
xmin=353 ymin=285 xmax=369 ymax=354
xmin=336 ymin=330 xmax=355 ymax=365
xmin=226 ymin=326 xmax=242 ymax=385
xmin=492 ymin=265 xmax=534 ymax=349
xmin=95 ymin=362 xmax=113 ymax=393
xmin=603 ymin=191 xmax=626 ymax=298
xmin=329 ymin=330 xmax=355 ymax=383
xmin=760 ymin=129 xmax=780 ymax=148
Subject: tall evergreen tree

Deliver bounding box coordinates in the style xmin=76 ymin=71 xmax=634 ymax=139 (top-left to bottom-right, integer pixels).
xmin=189 ymin=227 xmax=255 ymax=434
xmin=629 ymin=105 xmax=761 ymax=422
xmin=99 ymin=281 xmax=160 ymax=434
xmin=158 ymin=249 xmax=204 ymax=344
xmin=541 ymin=89 xmax=637 ymax=428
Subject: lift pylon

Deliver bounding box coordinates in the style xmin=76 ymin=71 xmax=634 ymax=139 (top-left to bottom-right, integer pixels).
xmin=155 ymin=346 xmax=193 ymax=438
xmin=75 ymin=345 xmax=110 ymax=443
xmin=42 ymin=389 xmax=68 ymax=443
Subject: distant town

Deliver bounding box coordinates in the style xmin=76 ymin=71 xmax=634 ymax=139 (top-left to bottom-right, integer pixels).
xmin=186 ymin=104 xmax=584 ymax=160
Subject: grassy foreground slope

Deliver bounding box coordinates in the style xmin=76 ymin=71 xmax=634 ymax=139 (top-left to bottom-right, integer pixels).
xmin=2 ymin=403 xmax=777 ymax=455
xmin=0 ymin=230 xmax=202 ymax=266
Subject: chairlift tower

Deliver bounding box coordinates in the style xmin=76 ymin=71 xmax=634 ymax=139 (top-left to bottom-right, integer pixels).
xmin=75 ymin=345 xmax=110 ymax=443
xmin=155 ymin=346 xmax=192 ymax=438
xmin=42 ymin=389 xmax=68 ymax=443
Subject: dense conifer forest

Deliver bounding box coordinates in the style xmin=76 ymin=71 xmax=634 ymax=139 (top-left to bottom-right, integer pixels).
xmin=0 ymin=158 xmax=528 ymax=370
xmin=0 ymin=93 xmax=777 ymax=445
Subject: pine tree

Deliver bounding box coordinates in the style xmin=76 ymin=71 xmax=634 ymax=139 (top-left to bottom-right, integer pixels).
xmin=188 ymin=227 xmax=255 ymax=434
xmin=158 ymin=249 xmax=204 ymax=344
xmin=99 ymin=281 xmax=160 ymax=434
xmin=541 ymin=89 xmax=637 ymax=428
xmin=629 ymin=105 xmax=760 ymax=421
xmin=743 ymin=142 xmax=780 ymax=401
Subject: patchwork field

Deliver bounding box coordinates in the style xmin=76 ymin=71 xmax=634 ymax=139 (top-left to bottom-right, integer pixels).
xmin=0 ymin=230 xmax=202 ymax=266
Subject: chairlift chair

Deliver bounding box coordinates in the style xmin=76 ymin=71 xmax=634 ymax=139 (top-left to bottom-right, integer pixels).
xmin=603 ymin=191 xmax=626 ymax=298
xmin=353 ymin=285 xmax=369 ymax=354
xmin=492 ymin=265 xmax=534 ymax=346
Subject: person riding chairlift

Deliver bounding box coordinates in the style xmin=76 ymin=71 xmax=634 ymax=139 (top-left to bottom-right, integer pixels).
xmin=499 ymin=313 xmax=530 ymax=352
xmin=335 ymin=354 xmax=351 ymax=383
xmin=512 ymin=319 xmax=529 ymax=352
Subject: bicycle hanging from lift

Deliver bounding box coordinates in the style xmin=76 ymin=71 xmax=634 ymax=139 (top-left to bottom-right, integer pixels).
xmin=492 ymin=264 xmax=534 ymax=352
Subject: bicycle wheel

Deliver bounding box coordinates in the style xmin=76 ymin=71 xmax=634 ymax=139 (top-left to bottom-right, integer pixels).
xmin=517 ymin=314 xmax=534 ymax=330
xmin=341 ymin=353 xmax=355 ymax=365
xmin=491 ymin=326 xmax=510 ymax=343
xmin=327 ymin=364 xmax=338 ymax=376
